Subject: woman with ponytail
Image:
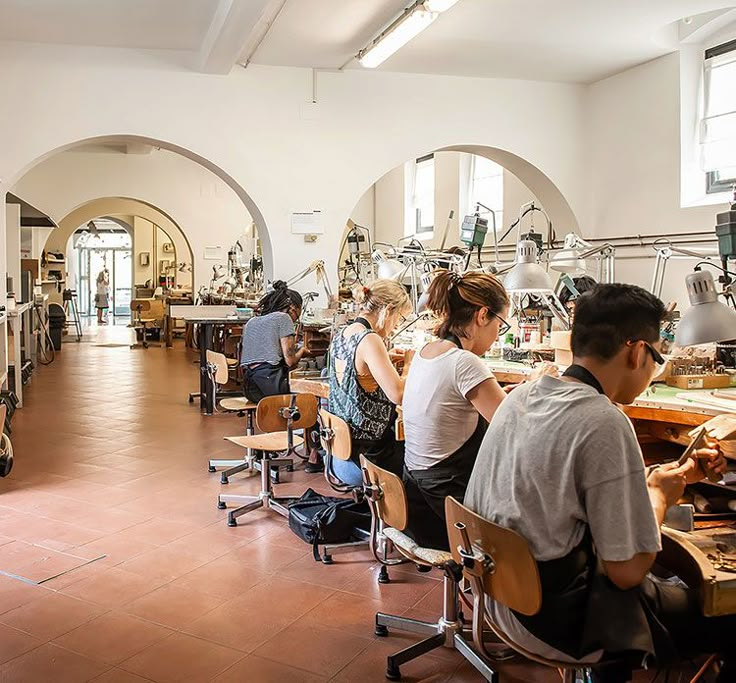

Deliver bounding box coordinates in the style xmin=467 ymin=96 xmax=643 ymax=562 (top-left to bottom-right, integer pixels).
xmin=402 ymin=270 xmax=555 ymax=550
xmin=328 ymin=279 xmax=413 ymax=485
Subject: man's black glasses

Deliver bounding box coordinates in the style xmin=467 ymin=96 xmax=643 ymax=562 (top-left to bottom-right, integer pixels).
xmin=628 ymin=339 xmax=665 ymax=365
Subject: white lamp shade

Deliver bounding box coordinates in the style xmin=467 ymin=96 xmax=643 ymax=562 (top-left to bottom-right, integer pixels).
xmin=675 ymin=270 xmax=736 ymax=346
xmin=376 ymin=259 xmax=406 ymax=281
xmin=417 ymin=290 xmax=431 ymax=313
xmin=550 ymin=248 xmax=586 ymax=274
xmin=503 ymin=240 xmax=553 ymax=292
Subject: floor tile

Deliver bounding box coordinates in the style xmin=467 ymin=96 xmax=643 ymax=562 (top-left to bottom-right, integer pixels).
xmin=117 ymin=546 xmax=208 ymax=582
xmin=0 ymin=622 xmax=43 ymax=665
xmin=60 ymin=567 xmax=167 ymax=608
xmin=329 ymin=639 xmax=451 ymax=683
xmin=339 ymin=563 xmax=440 ymax=612
xmin=0 ymin=573 xmax=50 ymax=615
xmin=92 ymin=668 xmax=156 ymax=683
xmin=170 ymin=553 xmax=268 ymax=600
xmin=213 ymin=654 xmax=324 ymax=682
xmin=123 ymin=583 xmax=225 ymax=628
xmin=75 ymin=534 xmax=159 ymax=567
xmin=54 ymin=611 xmax=173 ymax=665
xmin=119 ymin=632 xmax=244 ymax=683
xmin=0 ymin=642 xmax=109 ymax=683
xmin=254 ymin=621 xmax=372 ymax=677
xmin=0 ymin=590 xmax=105 ymax=640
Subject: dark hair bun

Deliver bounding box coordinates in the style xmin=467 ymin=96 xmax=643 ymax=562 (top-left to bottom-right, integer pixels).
xmin=272 ymin=280 xmax=288 ymax=291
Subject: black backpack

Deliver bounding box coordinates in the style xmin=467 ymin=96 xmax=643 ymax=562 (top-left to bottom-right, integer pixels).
xmin=288 ymin=488 xmax=371 ymax=561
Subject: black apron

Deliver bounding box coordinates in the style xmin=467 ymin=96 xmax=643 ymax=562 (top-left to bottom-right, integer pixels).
xmin=243 ymin=361 xmax=290 ymax=404
xmin=403 ymin=333 xmax=488 ymax=552
xmin=513 ymin=365 xmax=676 ymax=664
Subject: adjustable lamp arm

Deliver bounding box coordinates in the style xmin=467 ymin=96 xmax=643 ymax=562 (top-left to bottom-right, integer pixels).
xmin=286 ymin=260 xmax=334 ymax=303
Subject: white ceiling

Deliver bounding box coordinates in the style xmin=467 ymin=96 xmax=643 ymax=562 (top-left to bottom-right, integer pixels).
xmin=0 ymin=0 xmax=734 ymax=82
xmin=0 ymin=0 xmax=220 ymax=51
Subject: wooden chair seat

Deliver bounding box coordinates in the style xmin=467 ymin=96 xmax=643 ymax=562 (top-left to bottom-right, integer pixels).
xmin=226 ymin=358 xmax=239 ymax=367
xmin=224 ymin=432 xmax=303 ymax=452
xmin=219 ymin=398 xmax=257 ymax=412
xmin=382 ymin=527 xmax=453 ymax=567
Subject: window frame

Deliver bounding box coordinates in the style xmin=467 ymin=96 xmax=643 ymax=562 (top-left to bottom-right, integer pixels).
xmin=704 ymin=38 xmax=736 ymax=194
xmin=412 ymin=153 xmax=435 ymax=235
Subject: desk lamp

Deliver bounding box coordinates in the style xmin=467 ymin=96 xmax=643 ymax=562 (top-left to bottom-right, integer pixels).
xmin=550 ymin=233 xmax=616 ymax=283
xmin=504 ymin=240 xmax=553 ymax=292
xmin=675 ymin=268 xmax=736 ymax=346
xmin=503 ymin=241 xmax=570 ymax=330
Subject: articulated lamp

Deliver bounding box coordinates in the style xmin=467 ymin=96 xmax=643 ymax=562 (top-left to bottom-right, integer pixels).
xmin=675 ymin=269 xmax=736 ymax=346
xmin=550 ymin=233 xmax=616 ymax=283
xmin=503 ymin=240 xmax=553 ymax=293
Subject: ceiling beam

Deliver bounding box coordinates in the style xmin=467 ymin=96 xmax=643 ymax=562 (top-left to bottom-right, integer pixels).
xmin=197 ymin=0 xmax=283 ymax=74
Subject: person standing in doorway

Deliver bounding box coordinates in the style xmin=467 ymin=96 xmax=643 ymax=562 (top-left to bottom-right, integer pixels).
xmin=95 ymin=269 xmax=110 ymax=324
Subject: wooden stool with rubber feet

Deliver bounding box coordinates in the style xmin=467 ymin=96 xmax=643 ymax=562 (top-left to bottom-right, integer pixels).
xmin=217 ymin=393 xmax=317 ymax=527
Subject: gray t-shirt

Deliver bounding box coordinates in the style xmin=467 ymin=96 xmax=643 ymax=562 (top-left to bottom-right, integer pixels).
xmin=464 ymin=375 xmax=661 ymax=662
xmin=240 ymin=312 xmax=295 ymax=366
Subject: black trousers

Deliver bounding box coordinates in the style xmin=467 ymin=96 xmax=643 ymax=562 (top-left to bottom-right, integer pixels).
xmin=352 ymin=431 xmax=404 ymax=478
xmin=243 ymin=363 xmax=289 ymax=404
xmin=592 ymin=576 xmax=736 ymax=682
xmin=402 ymin=417 xmax=487 ymax=552
xmin=243 ymin=363 xmax=319 ymax=454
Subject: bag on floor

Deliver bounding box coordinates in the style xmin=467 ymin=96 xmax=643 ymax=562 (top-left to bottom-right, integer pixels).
xmin=288 ymin=488 xmax=371 ymax=561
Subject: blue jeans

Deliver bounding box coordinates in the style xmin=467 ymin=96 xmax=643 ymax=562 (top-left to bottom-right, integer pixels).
xmin=329 ymin=457 xmax=363 ymax=487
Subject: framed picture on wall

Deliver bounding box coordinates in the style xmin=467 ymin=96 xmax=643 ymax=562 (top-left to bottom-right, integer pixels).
xmin=139 ymin=252 xmax=150 ymax=266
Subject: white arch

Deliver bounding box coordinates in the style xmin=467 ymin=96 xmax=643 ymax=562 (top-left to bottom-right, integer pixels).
xmin=7 ymin=134 xmax=274 ymax=279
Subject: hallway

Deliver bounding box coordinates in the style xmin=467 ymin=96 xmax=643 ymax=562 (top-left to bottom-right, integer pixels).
xmin=0 ymin=336 xmax=553 ymax=682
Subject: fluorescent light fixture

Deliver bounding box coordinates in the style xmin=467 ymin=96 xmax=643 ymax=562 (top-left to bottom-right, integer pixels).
xmin=425 ymin=0 xmax=460 ymax=11
xmin=358 ymin=4 xmax=437 ymax=69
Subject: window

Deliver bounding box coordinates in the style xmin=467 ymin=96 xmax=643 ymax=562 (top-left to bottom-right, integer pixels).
xmin=702 ymin=39 xmax=736 ymax=193
xmin=469 ymin=155 xmax=504 ymax=229
xmin=411 ymin=154 xmax=435 ymax=235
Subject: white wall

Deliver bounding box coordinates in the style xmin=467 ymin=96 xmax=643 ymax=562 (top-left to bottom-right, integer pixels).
xmin=5 ymin=204 xmax=21 ymax=299
xmin=587 ymin=52 xmax=727 ymax=305
xmin=12 ymin=148 xmax=251 ymax=290
xmin=0 ymin=42 xmax=587 ymax=305
xmin=133 ymin=217 xmax=154 ymax=285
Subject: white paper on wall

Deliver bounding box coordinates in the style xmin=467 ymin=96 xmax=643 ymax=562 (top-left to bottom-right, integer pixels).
xmin=290 ymin=210 xmax=324 ymax=235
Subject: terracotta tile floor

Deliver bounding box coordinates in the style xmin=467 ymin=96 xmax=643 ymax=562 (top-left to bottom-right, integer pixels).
xmin=0 ymin=325 xmax=612 ymax=681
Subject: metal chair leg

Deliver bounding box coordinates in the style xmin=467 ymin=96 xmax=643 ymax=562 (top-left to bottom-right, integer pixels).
xmin=218 ymin=450 xmax=300 ymax=526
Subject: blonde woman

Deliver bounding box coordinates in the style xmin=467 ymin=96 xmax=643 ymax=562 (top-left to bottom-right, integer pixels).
xmin=328 ymin=279 xmax=413 ymax=485
xmin=95 ymin=269 xmax=110 ymax=324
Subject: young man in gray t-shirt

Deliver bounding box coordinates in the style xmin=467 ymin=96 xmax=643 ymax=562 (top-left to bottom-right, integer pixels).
xmin=465 ymin=284 xmax=734 ymax=682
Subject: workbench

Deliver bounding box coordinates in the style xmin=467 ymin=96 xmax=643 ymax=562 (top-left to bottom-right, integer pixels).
xmin=7 ymin=302 xmax=33 ymax=407
xmin=176 ymin=306 xmax=250 ymax=415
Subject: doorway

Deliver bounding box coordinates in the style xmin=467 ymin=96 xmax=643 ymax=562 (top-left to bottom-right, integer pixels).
xmin=73 ymin=225 xmax=133 ymax=320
